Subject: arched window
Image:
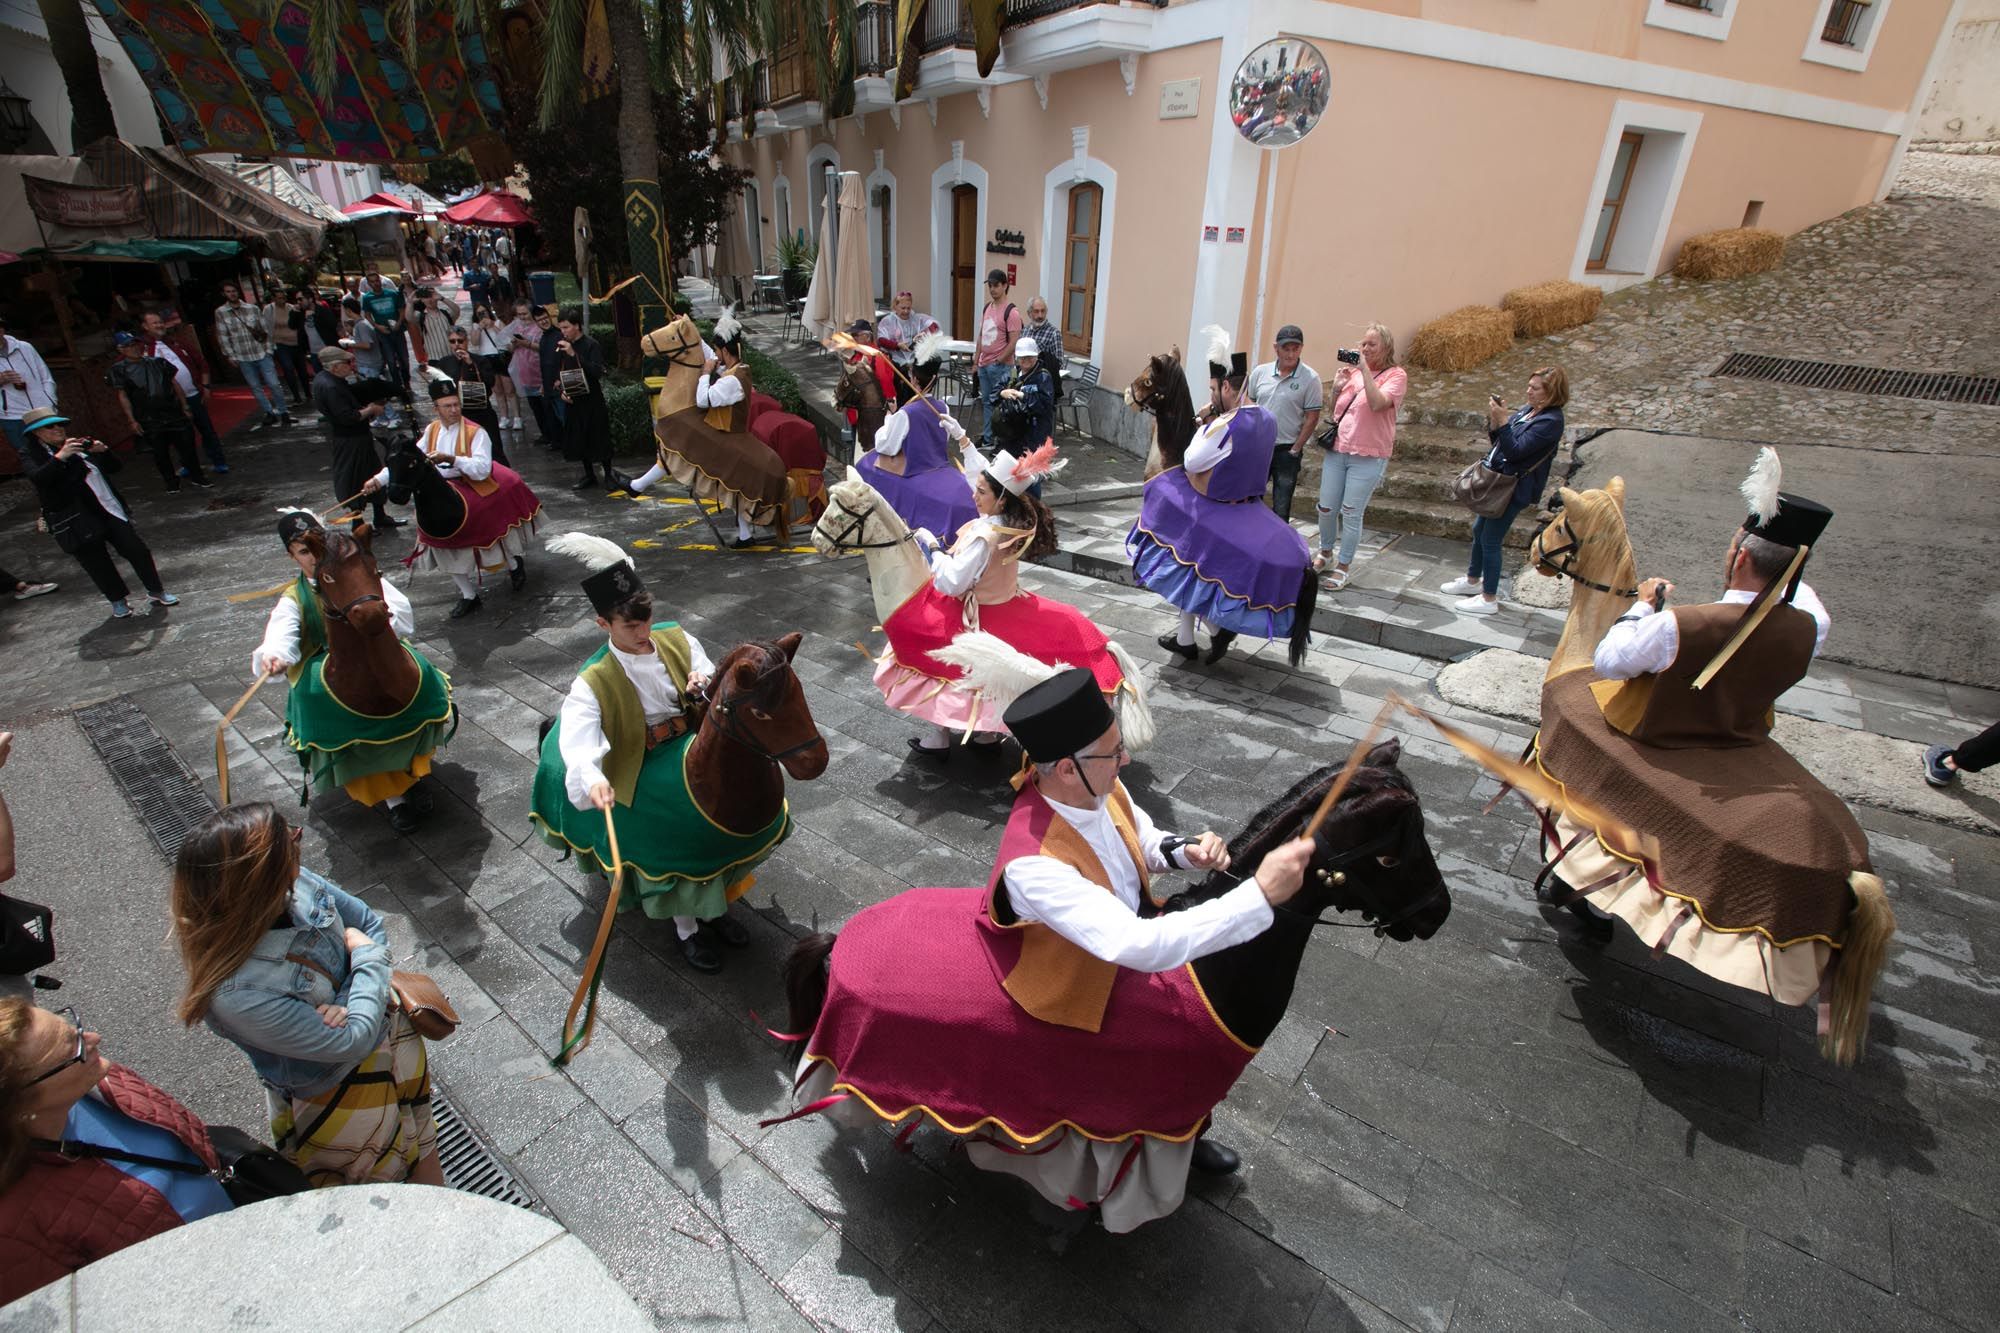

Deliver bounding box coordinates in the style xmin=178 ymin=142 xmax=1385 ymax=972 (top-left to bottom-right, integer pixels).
xmin=1060 ymin=184 xmax=1103 ymax=357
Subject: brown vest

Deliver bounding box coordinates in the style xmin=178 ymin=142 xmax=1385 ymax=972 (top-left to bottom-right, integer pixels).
xmin=1592 ymin=600 xmax=1817 ymax=749
xmin=703 ymin=364 xmax=752 ymax=433
xmin=984 ymin=782 xmax=1154 ymax=1033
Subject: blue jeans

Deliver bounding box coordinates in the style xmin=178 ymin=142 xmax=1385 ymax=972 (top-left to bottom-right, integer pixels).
xmin=236 ymin=355 xmax=284 ymax=416
xmin=976 ymin=363 xmax=1011 ymax=446
xmin=186 ymin=392 xmax=225 ymax=467
xmin=1467 ymin=499 xmax=1529 ymax=597
xmin=1315 ymin=451 xmax=1388 ymax=565
xmin=1 ymin=417 xmax=25 ymax=459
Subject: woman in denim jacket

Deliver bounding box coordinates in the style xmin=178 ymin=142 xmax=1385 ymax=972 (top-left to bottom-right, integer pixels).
xmin=1440 ymin=365 xmax=1569 ymax=615
xmin=171 ymin=804 xmax=441 ymax=1186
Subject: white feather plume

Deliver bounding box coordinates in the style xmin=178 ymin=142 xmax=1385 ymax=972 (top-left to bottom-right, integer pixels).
xmin=422 ymin=363 xmax=454 ymax=385
xmin=1740 ymin=446 xmax=1782 ymax=525
xmin=911 ymin=330 xmax=947 ymax=366
xmin=546 ymin=532 xmax=631 ymax=572
xmin=274 ymin=505 xmax=317 ymax=520
xmin=1103 ymin=642 xmax=1154 ymax=751
xmin=712 ymin=304 xmax=741 ymax=344
xmin=931 ymin=632 xmax=1071 ymax=712
xmin=1201 ymin=323 xmax=1234 ymax=372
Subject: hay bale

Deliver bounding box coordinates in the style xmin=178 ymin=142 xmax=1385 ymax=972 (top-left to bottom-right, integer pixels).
xmin=1673 ymin=228 xmax=1785 ymax=281
xmin=1500 ymin=280 xmax=1603 ymax=338
xmin=1406 ymin=305 xmax=1516 ymax=372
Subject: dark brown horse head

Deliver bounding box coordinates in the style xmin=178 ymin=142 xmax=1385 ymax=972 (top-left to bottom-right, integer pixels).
xmin=834 ymin=356 xmax=885 ymax=409
xmin=707 ymin=633 xmax=829 ymax=780
xmin=312 ymin=521 xmax=393 ymax=635
xmin=1124 ymin=347 xmax=1197 ymax=468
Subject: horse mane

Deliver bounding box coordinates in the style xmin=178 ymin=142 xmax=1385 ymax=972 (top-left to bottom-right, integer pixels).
xmin=1150 ymin=354 xmax=1197 ymax=466
xmin=1542 ymin=479 xmax=1637 ymax=680
xmin=1189 ymin=755 xmax=1414 ymax=901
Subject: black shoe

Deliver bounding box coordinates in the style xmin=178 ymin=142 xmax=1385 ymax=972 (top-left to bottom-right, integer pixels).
xmin=572 ymin=470 xmax=599 ymax=491
xmin=388 ymin=803 xmax=422 ymax=834
xmin=1563 ymin=900 xmax=1615 ymax=947
xmin=403 ymin=783 xmax=435 ymax=815
xmin=709 ymin=913 xmax=751 ymax=948
xmin=1205 ymin=630 xmax=1237 ymax=665
xmin=448 ymin=596 xmax=481 ymax=620
xmin=603 ymin=471 xmax=629 ymax=494
xmin=1191 ymin=1138 xmax=1241 ymax=1175
xmin=372 ymin=514 xmax=405 ymax=531
xmin=280 ymin=414 xmax=297 ymax=428
xmin=677 ymin=929 xmax=723 ymax=974
xmin=249 ymin=417 xmax=272 ymax=433
xmin=509 ymin=560 xmax=527 ymax=591
xmin=1157 ymin=631 xmax=1199 ymax=661
xmin=189 ymin=478 xmax=213 ymax=490
xmin=906 ymin=736 xmax=952 ymax=761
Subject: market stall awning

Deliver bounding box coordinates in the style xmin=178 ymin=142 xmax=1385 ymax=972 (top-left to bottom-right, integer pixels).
xmin=85 ymin=0 xmax=508 ymax=167
xmin=82 ymin=139 xmax=326 ymax=263
xmin=54 ymin=239 xmax=241 ymax=261
xmin=441 ymin=190 xmax=533 ymax=227
xmin=343 ymin=191 xmax=421 ymax=219
xmin=221 ymin=161 xmax=349 ymax=228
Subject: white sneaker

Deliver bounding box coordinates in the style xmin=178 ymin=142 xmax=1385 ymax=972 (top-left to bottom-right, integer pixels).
xmin=1439 ymin=576 xmax=1480 ymax=596
xmin=1455 ymin=594 xmax=1500 ymax=616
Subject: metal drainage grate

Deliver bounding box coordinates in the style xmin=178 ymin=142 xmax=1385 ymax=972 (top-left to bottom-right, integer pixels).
xmin=1715 ymin=353 xmax=2000 ymax=406
xmin=433 ymin=1089 xmax=541 ymax=1211
xmin=73 ymin=698 xmax=218 ymax=860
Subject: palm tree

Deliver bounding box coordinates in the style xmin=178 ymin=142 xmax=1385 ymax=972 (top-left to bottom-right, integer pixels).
xmin=36 ymin=0 xmax=119 ymax=147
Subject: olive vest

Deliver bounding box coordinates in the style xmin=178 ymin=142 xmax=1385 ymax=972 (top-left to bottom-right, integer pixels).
xmin=1591 ymin=600 xmax=1817 ymax=749
xmin=577 ymin=623 xmax=695 ymax=805
xmin=703 ymin=364 xmax=752 ymax=433
xmin=281 ymin=575 xmax=326 ymax=686
xmin=985 ymin=780 xmax=1156 ymax=1033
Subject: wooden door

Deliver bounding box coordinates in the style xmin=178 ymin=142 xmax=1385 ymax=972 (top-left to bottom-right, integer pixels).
xmin=1061 ymin=183 xmax=1102 ymax=356
xmin=951 ymin=184 xmax=978 ymax=341
xmin=1586 ymin=132 xmax=1642 ymax=272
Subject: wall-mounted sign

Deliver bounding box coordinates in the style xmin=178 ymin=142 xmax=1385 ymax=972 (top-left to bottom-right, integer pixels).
xmin=986 ymin=227 xmax=1027 ymax=256
xmin=1226 ymin=227 xmax=1246 ymax=243
xmin=1159 ymin=78 xmax=1201 ymax=120
xmin=1202 ymin=225 xmax=1219 ymax=242
xmin=22 ymin=177 xmax=144 ymax=228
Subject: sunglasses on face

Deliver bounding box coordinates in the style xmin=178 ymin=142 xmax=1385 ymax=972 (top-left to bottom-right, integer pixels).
xmin=26 ymin=1007 xmax=87 ymax=1088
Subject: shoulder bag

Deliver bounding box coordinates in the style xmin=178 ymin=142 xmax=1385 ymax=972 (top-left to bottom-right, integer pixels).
xmin=391 ymin=969 xmax=461 ymax=1040
xmin=1449 ymin=422 xmax=1565 ymax=519
xmin=33 ymin=1126 xmax=312 ymax=1207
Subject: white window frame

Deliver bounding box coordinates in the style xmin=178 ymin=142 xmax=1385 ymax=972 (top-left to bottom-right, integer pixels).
xmin=929 ymin=155 xmax=990 ymax=340
xmin=1802 ymin=0 xmax=1894 ymax=73
xmin=1643 ymin=0 xmax=1738 ymax=42
xmin=1037 ymin=155 xmax=1117 ymax=369
xmin=865 ymin=163 xmax=898 ymax=305
xmin=1569 ymin=100 xmax=1704 ymax=291
xmin=805 ymin=143 xmax=841 ymax=243
xmin=743 ymin=178 xmax=765 ymax=270
xmin=773 ymin=172 xmax=793 ymax=245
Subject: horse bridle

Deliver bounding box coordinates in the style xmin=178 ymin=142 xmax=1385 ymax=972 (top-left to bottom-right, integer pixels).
xmin=1272 ymin=816 xmax=1447 ymax=937
xmin=646 ymin=326 xmax=706 ymax=370
xmin=319 ymin=585 xmax=385 ymax=623
xmin=697 ymin=655 xmax=825 ymax=762
xmin=1534 ymin=519 xmax=1639 ymax=600
xmin=819 ymin=501 xmax=915 ymax=552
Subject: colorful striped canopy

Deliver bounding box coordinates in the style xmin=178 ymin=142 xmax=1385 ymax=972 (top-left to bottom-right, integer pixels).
xmin=88 ymin=0 xmax=506 ymax=165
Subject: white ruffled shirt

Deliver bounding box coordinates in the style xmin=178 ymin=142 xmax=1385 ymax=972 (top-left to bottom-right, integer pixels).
xmin=370 ymin=418 xmax=494 ymax=488
xmin=920 ymin=514 xmax=999 ymax=598
xmin=1182 ymin=411 xmax=1234 ymax=474
xmin=695 ymin=370 xmax=745 ymax=410
xmin=1003 ymin=790 xmax=1274 ymax=973
xmin=252 ymin=580 xmax=414 ymax=675
xmin=558 ymin=631 xmax=716 ymax=808
xmin=1593 ymin=583 xmax=1830 ymax=680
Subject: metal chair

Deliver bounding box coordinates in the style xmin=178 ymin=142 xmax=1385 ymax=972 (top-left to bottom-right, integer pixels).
xmin=1059 ymin=358 xmax=1101 ymax=436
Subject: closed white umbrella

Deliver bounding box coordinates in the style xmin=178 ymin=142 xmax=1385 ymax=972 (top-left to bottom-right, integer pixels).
xmin=801 ymin=188 xmax=836 ymax=338
xmin=832 ymin=172 xmax=873 ymax=334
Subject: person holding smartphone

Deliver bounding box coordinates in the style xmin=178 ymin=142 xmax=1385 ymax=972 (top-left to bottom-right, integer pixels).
xmin=14 ymin=408 xmax=178 ymax=619
xmin=1440 ymin=366 xmax=1569 ymax=614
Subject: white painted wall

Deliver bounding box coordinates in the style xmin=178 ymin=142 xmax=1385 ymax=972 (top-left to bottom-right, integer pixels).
xmin=1915 ymin=8 xmax=2000 ymax=140
xmin=0 ymin=7 xmax=163 ymax=153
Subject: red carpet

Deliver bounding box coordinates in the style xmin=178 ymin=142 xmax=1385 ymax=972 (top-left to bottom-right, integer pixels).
xmin=204 ymin=386 xmax=262 ymax=436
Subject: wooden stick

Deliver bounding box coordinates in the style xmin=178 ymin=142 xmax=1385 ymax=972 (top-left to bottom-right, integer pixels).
xmin=1301 ymin=699 xmax=1395 ymax=840
xmin=824 ymin=332 xmax=949 ymax=421
xmin=214 ymin=670 xmax=275 ymax=806
xmin=557 ymin=804 xmax=626 ymax=1065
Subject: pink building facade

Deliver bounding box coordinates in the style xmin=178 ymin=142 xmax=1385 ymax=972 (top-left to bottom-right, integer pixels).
xmin=719 ymin=0 xmax=1958 ymax=445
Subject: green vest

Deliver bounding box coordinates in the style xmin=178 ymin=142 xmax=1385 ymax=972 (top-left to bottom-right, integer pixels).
xmin=281 ymin=574 xmax=328 ymax=686
xmin=578 ymin=623 xmax=695 ymax=806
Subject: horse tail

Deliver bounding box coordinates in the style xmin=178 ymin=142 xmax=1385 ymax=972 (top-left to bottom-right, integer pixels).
xmin=1823 ymin=872 xmax=1894 ymax=1066
xmin=1288 ymin=563 xmax=1319 ymax=667
xmin=782 ymin=931 xmax=837 ymax=1052
xmin=1105 ymin=642 xmax=1155 ymax=750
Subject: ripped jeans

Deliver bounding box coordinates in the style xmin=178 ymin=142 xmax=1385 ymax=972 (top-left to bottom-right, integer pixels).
xmin=1315 ymin=451 xmax=1388 ymax=565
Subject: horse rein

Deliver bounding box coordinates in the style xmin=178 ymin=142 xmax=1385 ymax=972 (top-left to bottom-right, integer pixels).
xmin=820 ymin=502 xmax=915 ymax=552
xmin=644 ymin=327 xmax=706 ymax=370
xmin=698 ymin=656 xmax=825 ymax=762
xmin=1534 ymin=524 xmax=1639 ymax=600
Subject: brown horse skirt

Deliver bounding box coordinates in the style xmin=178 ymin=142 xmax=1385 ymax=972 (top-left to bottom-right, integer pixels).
xmin=656 ymin=410 xmax=788 ymax=518
xmin=1534 ymin=671 xmax=1870 ymax=948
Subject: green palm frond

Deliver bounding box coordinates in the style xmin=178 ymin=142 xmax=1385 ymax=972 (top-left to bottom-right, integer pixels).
xmin=537 ymin=0 xmax=588 ymax=126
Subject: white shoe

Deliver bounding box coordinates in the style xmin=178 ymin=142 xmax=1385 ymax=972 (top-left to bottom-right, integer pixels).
xmin=1454 ymin=594 xmax=1500 ymax=616
xmin=1439 ymin=576 xmax=1479 ymax=596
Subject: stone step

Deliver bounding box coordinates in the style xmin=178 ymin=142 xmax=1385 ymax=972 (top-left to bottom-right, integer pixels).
xmin=1363 ymin=494 xmax=1538 ymax=547
xmin=1392 ymin=426 xmax=1491 ymax=465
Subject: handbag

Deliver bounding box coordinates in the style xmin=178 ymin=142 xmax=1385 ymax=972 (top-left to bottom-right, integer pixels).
xmin=33 ymin=1125 xmax=312 ymax=1208
xmin=391 ymin=969 xmax=460 ymax=1040
xmin=1449 ymin=447 xmax=1520 ymax=518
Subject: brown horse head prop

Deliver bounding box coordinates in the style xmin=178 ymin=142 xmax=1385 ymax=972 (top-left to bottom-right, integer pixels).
xmin=1126 ymin=347 xmax=1197 ymax=477
xmin=306 ymin=521 xmax=421 ymax=717
xmin=1532 ymin=478 xmax=1638 ymax=682
xmin=642 ymin=313 xmax=708 ymax=419
xmin=686 ymin=632 xmax=829 ymax=834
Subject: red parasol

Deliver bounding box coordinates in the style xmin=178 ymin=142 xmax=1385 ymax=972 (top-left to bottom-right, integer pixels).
xmin=441 ymin=190 xmax=534 ymax=228
xmin=341 ymin=190 xmax=421 ymax=218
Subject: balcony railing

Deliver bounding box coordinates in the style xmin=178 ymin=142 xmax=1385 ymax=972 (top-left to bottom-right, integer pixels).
xmin=768 ymin=48 xmax=813 ymax=105
xmin=918 ymin=0 xmax=1165 ymax=55
xmin=856 ymin=0 xmax=896 ymax=76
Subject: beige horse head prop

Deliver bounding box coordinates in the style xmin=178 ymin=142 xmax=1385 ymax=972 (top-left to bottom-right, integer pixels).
xmin=1531 ymin=477 xmax=1638 ymax=682
xmin=641 ymin=313 xmax=707 ymax=419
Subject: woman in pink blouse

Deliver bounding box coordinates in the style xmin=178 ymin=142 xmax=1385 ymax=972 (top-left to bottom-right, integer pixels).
xmin=503 ymin=301 xmax=551 ymax=444
xmin=1314 ymin=323 xmax=1405 ymax=589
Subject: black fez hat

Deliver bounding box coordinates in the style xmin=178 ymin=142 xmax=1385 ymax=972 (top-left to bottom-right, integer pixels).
xmin=428 ymin=377 xmax=461 ymax=402
xmin=1742 ymin=492 xmax=1832 ymax=550
xmin=277 ymin=510 xmax=322 ymax=548
xmin=1003 ymin=668 xmax=1115 ymax=764
xmin=581 ymin=560 xmax=645 ymax=617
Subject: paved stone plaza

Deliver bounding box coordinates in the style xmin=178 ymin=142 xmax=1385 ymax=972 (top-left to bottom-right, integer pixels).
xmin=5 ymin=153 xmax=1999 ymax=1333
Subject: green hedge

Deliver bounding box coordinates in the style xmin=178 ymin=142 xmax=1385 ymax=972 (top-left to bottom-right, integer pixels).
xmin=604 ymin=381 xmax=654 ymax=459
xmin=598 ymin=317 xmax=806 ymax=455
